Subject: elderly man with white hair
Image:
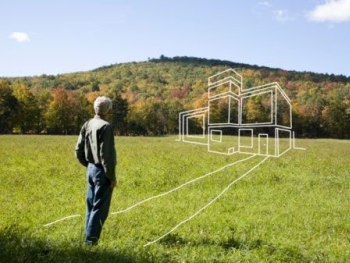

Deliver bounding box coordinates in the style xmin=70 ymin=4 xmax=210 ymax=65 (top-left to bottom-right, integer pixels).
xmin=75 ymin=96 xmax=117 ymax=246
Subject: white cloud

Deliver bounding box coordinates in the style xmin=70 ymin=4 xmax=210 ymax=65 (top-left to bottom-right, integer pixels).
xmin=9 ymin=32 xmax=30 ymax=43
xmin=308 ymin=0 xmax=350 ymax=22
xmin=273 ymin=9 xmax=292 ymax=22
xmin=259 ymin=1 xmax=271 ymax=7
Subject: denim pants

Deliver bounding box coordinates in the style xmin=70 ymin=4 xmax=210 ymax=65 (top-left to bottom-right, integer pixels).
xmin=85 ymin=163 xmax=113 ymax=245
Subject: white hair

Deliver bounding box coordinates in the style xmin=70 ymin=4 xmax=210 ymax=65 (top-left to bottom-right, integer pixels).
xmin=94 ymin=96 xmax=112 ymax=115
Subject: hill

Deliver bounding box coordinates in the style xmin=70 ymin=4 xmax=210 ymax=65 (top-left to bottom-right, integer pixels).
xmin=0 ymin=56 xmax=349 ymax=138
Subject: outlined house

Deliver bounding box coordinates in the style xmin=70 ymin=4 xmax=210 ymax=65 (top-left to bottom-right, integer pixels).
xmin=178 ymin=68 xmax=294 ymax=157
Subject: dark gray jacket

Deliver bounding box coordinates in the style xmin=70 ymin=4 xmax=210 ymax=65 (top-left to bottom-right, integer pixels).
xmin=75 ymin=115 xmax=116 ymax=181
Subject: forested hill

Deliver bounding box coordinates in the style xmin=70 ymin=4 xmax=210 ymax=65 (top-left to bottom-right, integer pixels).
xmin=0 ymin=56 xmax=349 ymax=138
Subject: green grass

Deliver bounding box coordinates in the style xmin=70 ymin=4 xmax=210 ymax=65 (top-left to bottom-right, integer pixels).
xmin=0 ymin=135 xmax=349 ymax=262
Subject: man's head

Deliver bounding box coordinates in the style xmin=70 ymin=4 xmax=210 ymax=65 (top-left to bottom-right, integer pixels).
xmin=94 ymin=96 xmax=112 ymax=117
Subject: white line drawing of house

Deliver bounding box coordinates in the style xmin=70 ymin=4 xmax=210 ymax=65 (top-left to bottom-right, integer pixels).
xmin=178 ymin=68 xmax=301 ymax=157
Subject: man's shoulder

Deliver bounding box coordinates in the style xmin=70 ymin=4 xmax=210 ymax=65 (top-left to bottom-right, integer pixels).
xmin=89 ymin=117 xmax=111 ymax=129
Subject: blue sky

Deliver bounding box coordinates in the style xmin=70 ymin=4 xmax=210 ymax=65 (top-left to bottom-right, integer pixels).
xmin=1 ymin=0 xmax=350 ymax=77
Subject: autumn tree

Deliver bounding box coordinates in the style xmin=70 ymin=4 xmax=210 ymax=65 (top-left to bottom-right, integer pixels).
xmin=12 ymin=82 xmax=40 ymax=133
xmin=322 ymin=86 xmax=350 ymax=138
xmin=242 ymin=94 xmax=271 ymax=124
xmin=127 ymin=98 xmax=147 ymax=135
xmin=45 ymin=87 xmax=81 ymax=134
xmin=296 ymin=87 xmax=326 ymax=137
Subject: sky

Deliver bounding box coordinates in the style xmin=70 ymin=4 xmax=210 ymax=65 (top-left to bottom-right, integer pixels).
xmin=1 ymin=0 xmax=350 ymax=77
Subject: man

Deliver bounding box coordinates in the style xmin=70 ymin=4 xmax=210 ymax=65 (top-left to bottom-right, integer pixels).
xmin=75 ymin=96 xmax=117 ymax=245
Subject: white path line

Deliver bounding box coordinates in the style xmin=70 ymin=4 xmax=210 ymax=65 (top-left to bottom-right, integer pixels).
xmin=43 ymin=214 xmax=82 ymax=227
xmin=111 ymin=154 xmax=256 ymax=215
xmin=144 ymin=156 xmax=269 ymax=247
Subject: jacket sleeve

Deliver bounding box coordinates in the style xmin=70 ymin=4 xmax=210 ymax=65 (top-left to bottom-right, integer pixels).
xmin=100 ymin=124 xmax=117 ymax=181
xmin=75 ymin=122 xmax=88 ymax=167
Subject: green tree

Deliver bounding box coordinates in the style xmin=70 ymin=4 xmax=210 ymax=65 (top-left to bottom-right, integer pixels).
xmin=70 ymin=91 xmax=91 ymax=134
xmin=143 ymin=101 xmax=168 ymax=135
xmin=108 ymin=90 xmax=129 ymax=135
xmin=31 ymin=87 xmax=51 ymax=133
xmin=0 ymin=80 xmax=18 ymax=133
xmin=166 ymin=101 xmax=185 ymax=134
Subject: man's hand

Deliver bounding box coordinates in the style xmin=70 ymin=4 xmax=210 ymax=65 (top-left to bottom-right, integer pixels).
xmin=109 ymin=179 xmax=117 ymax=189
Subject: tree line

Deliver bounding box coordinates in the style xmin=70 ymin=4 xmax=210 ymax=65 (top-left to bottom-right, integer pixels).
xmin=0 ymin=80 xmax=183 ymax=135
xmin=0 ymin=56 xmax=349 ymax=138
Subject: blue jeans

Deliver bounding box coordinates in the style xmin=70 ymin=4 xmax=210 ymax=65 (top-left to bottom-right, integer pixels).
xmin=85 ymin=163 xmax=113 ymax=245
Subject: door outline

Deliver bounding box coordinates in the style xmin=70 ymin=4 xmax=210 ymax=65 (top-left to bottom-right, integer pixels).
xmin=258 ymin=134 xmax=269 ymax=156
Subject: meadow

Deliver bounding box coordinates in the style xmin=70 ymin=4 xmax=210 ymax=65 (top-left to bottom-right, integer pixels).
xmin=0 ymin=135 xmax=349 ymax=262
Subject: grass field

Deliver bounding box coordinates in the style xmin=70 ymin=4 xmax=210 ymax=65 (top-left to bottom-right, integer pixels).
xmin=0 ymin=135 xmax=349 ymax=262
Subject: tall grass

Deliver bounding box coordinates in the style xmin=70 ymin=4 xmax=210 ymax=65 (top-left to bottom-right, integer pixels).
xmin=0 ymin=135 xmax=349 ymax=262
